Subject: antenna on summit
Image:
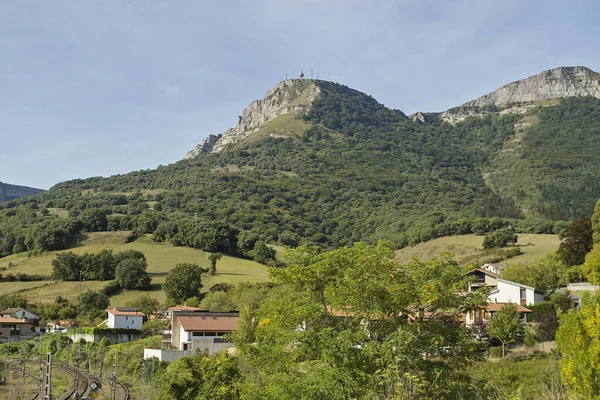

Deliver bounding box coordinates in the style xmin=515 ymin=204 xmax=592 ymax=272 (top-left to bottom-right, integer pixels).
xmin=285 ymin=73 xmax=288 ymax=80
xmin=311 ymin=70 xmax=313 ymax=78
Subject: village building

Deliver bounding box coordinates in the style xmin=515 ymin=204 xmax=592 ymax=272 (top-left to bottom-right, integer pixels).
xmin=0 ymin=317 xmax=35 ymax=336
xmin=106 ymin=308 xmax=144 ymax=330
xmin=146 ymin=310 xmax=239 ymax=361
xmin=464 ymin=302 xmax=532 ymax=326
xmin=0 ymin=308 xmax=40 ymax=321
xmin=467 ymin=268 xmax=545 ymax=306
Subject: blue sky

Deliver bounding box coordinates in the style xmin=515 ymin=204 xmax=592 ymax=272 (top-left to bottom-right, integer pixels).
xmin=1 ymin=0 xmax=599 ymax=189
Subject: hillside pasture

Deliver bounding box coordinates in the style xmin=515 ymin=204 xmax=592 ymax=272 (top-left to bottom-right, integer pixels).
xmin=0 ymin=232 xmax=269 ymax=305
xmin=396 ymin=234 xmax=560 ymax=266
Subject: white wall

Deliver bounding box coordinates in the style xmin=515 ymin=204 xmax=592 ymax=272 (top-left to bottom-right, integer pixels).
xmin=108 ymin=314 xmax=143 ymax=329
xmin=491 ymin=281 xmax=521 ymax=303
xmin=490 ymin=280 xmax=540 ymax=306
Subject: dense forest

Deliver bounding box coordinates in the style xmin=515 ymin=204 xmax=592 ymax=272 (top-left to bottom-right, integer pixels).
xmin=2 ymin=82 xmax=600 ymax=258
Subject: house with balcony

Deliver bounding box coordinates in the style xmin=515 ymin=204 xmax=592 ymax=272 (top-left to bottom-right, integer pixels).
xmin=0 ymin=317 xmax=35 ymax=336
xmin=467 ymin=268 xmax=545 ymax=306
xmin=465 ymin=302 xmax=532 ymax=326
xmin=147 ymin=310 xmax=239 ymax=361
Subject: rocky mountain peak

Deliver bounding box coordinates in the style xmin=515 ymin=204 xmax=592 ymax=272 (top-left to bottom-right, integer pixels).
xmin=186 ymin=79 xmax=320 ymax=158
xmin=464 ymin=66 xmax=600 ymax=108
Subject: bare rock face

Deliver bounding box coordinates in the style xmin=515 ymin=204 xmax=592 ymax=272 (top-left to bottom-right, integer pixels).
xmin=441 ymin=66 xmax=600 ymax=123
xmin=465 ymin=66 xmax=600 ymax=107
xmin=409 ymin=112 xmax=427 ymax=124
xmin=0 ymin=182 xmax=45 ymax=203
xmin=186 ymin=79 xmax=320 ymax=158
xmin=186 ymin=134 xmax=222 ymax=159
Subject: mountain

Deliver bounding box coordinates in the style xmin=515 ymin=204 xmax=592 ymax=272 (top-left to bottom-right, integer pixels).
xmin=2 ymin=66 xmax=600 ymax=259
xmin=187 ymin=79 xmax=320 ymax=158
xmin=0 ymin=182 xmax=45 ymax=203
xmin=440 ymin=66 xmax=600 ymax=124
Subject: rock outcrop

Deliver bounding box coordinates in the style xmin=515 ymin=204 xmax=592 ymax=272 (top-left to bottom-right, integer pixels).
xmin=464 ymin=66 xmax=600 ymax=108
xmin=186 ymin=79 xmax=320 ymax=158
xmin=186 ymin=134 xmax=222 ymax=159
xmin=440 ymin=66 xmax=600 ymax=123
xmin=0 ymin=182 xmax=45 ymax=203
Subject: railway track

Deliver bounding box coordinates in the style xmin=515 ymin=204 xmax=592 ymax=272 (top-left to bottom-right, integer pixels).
xmin=53 ymin=361 xmax=88 ymax=400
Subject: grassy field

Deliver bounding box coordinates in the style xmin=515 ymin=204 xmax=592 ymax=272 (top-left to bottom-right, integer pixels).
xmin=0 ymin=232 xmax=269 ymax=306
xmin=396 ymin=234 xmax=560 ymax=266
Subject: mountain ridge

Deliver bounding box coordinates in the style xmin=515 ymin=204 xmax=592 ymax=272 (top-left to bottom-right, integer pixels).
xmin=0 ymin=182 xmax=45 ymax=203
xmin=187 ymin=66 xmax=600 ymax=156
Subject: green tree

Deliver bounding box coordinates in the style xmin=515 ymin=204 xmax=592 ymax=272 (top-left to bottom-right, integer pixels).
xmin=592 ymin=199 xmax=600 ymax=244
xmin=483 ymin=228 xmax=518 ymax=249
xmin=556 ymin=293 xmax=600 ymax=398
xmin=157 ymin=352 xmax=241 ymax=400
xmin=198 ymin=291 xmax=235 ymax=312
xmin=79 ymin=208 xmax=108 ymax=232
xmin=162 ymin=263 xmax=204 ymax=304
xmin=558 ymin=218 xmax=592 ymax=266
xmin=127 ymin=295 xmax=160 ymax=318
xmin=501 ymin=252 xmax=567 ymax=293
xmin=115 ymin=258 xmax=152 ymax=290
xmin=239 ymin=242 xmax=488 ymax=399
xmin=208 ymin=252 xmax=222 ymax=276
xmin=583 ymin=243 xmax=600 ymax=285
xmin=51 ymin=252 xmax=81 ymax=281
xmin=77 ymin=290 xmax=109 ymax=319
xmin=486 ymin=303 xmax=523 ymax=358
xmin=249 ymin=241 xmax=276 ymax=265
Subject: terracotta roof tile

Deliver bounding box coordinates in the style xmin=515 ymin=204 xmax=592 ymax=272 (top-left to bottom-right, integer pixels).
xmin=106 ymin=309 xmax=144 ymax=317
xmin=177 ymin=315 xmax=238 ymax=332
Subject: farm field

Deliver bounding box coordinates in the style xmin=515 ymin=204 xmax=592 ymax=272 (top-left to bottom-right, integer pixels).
xmin=0 ymin=232 xmax=269 ymax=305
xmin=396 ymin=234 xmax=560 ymax=266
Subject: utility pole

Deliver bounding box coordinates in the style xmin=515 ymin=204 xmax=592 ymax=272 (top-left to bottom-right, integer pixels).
xmin=73 ymin=343 xmax=81 ymax=398
xmin=140 ymin=359 xmax=146 ymax=400
xmin=109 ymin=350 xmax=117 ymax=400
xmin=98 ymin=347 xmax=104 ymax=381
xmin=43 ymin=353 xmax=52 ymax=400
xmin=2 ymin=338 xmax=8 ymax=385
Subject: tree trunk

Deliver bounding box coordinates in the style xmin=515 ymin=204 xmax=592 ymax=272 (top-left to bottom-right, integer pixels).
xmin=502 ymin=343 xmax=505 ymax=358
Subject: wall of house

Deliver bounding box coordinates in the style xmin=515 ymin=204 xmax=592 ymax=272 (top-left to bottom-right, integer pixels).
xmin=109 ymin=315 xmax=143 ymax=329
xmin=491 ymin=281 xmax=521 ymax=303
xmin=191 ymin=338 xmax=234 ymax=354
xmin=144 ymin=349 xmax=194 ymax=362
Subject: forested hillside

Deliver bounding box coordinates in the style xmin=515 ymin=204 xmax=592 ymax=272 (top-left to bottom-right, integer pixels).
xmin=2 ymin=79 xmax=600 ymax=259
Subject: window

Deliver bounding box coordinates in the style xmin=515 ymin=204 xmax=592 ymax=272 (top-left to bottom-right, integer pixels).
xmin=520 ymin=288 xmax=526 ymax=299
xmin=192 ymin=332 xmax=204 ymax=337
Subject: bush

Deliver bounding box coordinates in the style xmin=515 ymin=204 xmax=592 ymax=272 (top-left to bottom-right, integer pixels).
xmin=488 ymin=346 xmax=504 ymax=358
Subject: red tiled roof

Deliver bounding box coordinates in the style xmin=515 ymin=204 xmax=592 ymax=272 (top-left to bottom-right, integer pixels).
xmin=166 ymin=306 xmax=199 ymax=312
xmin=0 ymin=317 xmax=30 ymax=324
xmin=482 ymin=302 xmax=531 ymax=313
xmin=106 ymin=309 xmax=144 ymax=317
xmin=177 ymin=315 xmax=238 ymax=332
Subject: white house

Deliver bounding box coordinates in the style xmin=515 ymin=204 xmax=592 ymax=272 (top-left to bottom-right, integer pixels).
xmin=106 ymin=308 xmax=144 ymax=330
xmin=481 ymin=263 xmax=506 ymax=276
xmin=175 ymin=313 xmax=239 ymax=352
xmin=147 ymin=311 xmax=239 ymax=361
xmin=0 ymin=308 xmax=40 ymax=321
xmin=467 ymin=268 xmax=545 ymax=306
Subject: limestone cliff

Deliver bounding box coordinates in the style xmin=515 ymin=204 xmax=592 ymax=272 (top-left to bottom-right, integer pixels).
xmin=0 ymin=182 xmax=45 ymax=203
xmin=186 ymin=79 xmax=320 ymax=158
xmin=441 ymin=66 xmax=600 ymax=123
xmin=465 ymin=66 xmax=600 ymax=107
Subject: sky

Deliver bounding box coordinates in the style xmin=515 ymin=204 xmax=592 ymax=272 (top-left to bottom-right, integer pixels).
xmin=1 ymin=0 xmax=599 ymax=189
